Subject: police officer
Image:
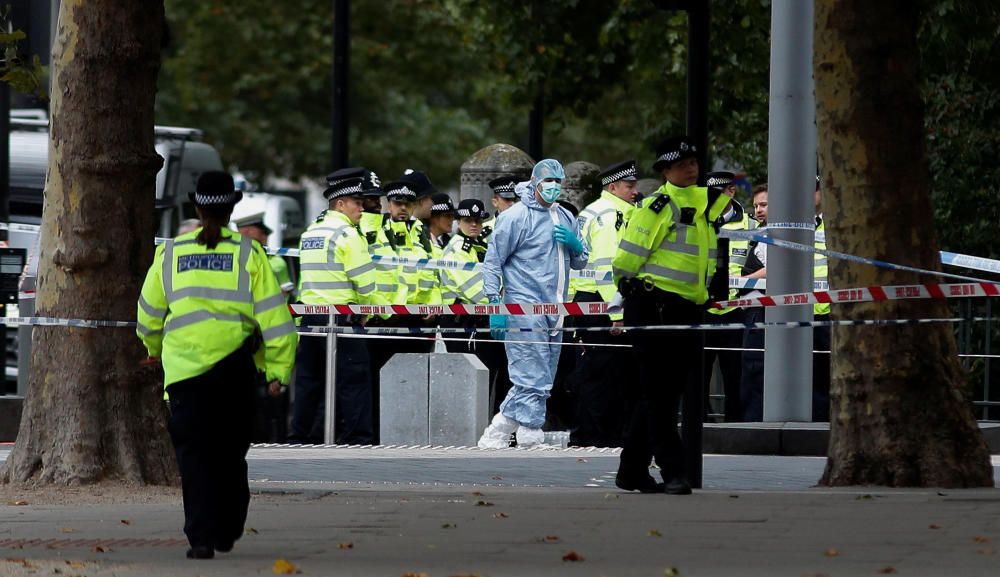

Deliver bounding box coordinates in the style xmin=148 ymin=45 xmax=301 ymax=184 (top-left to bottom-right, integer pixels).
xmin=428 ymin=193 xmax=456 ymax=256
xmin=289 ymin=176 xmax=381 ymax=445
xmin=739 ymin=183 xmax=769 ymax=421
xmin=235 ymin=213 xmax=294 ymax=298
xmin=813 ymin=176 xmax=830 ymax=421
xmin=613 ymin=137 xmax=731 ymax=495
xmin=395 ymin=171 xmax=441 ymax=305
xmin=702 ymin=171 xmax=753 ymax=421
xmin=137 ymin=171 xmax=297 ymax=559
xmin=482 ymin=175 xmax=520 ymax=242
xmin=567 ymin=159 xmax=639 ymax=447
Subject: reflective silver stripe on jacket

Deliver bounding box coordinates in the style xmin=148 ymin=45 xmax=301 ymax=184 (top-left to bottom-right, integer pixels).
xmin=637 ymin=263 xmax=699 ymax=284
xmin=138 ymin=294 xmax=166 ymax=318
xmin=300 ymin=281 xmax=354 ymax=290
xmin=659 ymin=224 xmax=699 ymax=256
xmin=347 ymin=261 xmax=375 ymax=278
xmin=619 ymin=239 xmax=652 ymax=259
xmin=254 ymin=292 xmax=287 ymax=315
xmin=262 ymin=321 xmax=297 ymax=341
xmin=299 ymin=262 xmax=345 ymax=272
xmin=588 ymin=257 xmax=613 ymax=268
xmin=164 ymin=309 xmax=255 ymax=334
xmin=376 ymin=284 xmax=397 ymax=293
xmin=136 ymin=323 xmax=162 ymax=338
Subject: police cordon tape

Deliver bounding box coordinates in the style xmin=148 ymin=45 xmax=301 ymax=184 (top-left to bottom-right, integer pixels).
xmin=290 ymin=301 xmax=615 ymax=317
xmin=720 ymin=228 xmax=994 ymax=283
xmin=711 ymin=281 xmax=1000 ymax=310
xmin=296 ymin=316 xmax=978 ymax=335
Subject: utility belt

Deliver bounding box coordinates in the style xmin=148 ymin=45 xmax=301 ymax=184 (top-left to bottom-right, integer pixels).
xmin=619 ymin=277 xmax=699 ymax=309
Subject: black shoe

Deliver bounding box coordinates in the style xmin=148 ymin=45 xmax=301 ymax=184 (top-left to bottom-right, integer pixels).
xmin=615 ymin=473 xmax=665 ymax=494
xmin=664 ymin=477 xmax=692 ymax=495
xmin=186 ymin=546 xmax=214 ymax=559
xmin=214 ymin=540 xmax=234 ymax=553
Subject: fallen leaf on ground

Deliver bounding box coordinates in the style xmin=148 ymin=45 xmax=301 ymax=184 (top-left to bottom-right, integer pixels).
xmin=491 ymin=475 xmax=503 ymax=480
xmin=441 ymin=523 xmax=456 ymax=529
xmin=729 ymin=495 xmax=739 ymax=499
xmin=576 ymin=458 xmax=587 ymax=463
xmin=822 ymin=548 xmax=839 ymax=557
xmin=246 ymin=527 xmax=260 ymax=534
xmin=877 ymin=566 xmax=897 ymax=574
xmin=647 ymin=529 xmax=663 ymax=537
xmin=475 ymin=500 xmax=494 ymax=507
xmin=401 ymin=573 xmax=429 ymax=577
xmin=60 ymin=528 xmax=74 ymax=533
xmin=272 ymin=559 xmax=297 ymax=574
xmin=7 ymin=500 xmax=28 ymax=506
xmin=65 ymin=561 xmax=86 ymax=569
xmin=93 ymin=546 xmax=106 ymax=553
xmin=973 ymin=536 xmax=990 ymax=544
xmin=663 ymin=568 xmax=680 ymax=576
xmin=562 ymin=550 xmax=584 ymax=562
xmin=120 ymin=519 xmax=131 ymax=525
xmin=471 ymin=491 xmax=483 ymax=496
xmin=338 ymin=542 xmax=354 ymax=549
xmin=492 ymin=512 xmax=508 ymax=519
xmin=856 ymin=494 xmax=872 ymax=501
xmin=544 ymin=535 xmax=560 ymax=542
xmin=928 ymin=524 xmax=941 ymax=529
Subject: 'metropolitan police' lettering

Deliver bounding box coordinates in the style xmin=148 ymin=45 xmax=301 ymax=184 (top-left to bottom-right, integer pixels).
xmin=301 ymin=237 xmax=325 ymax=250
xmin=177 ymin=254 xmax=234 ymax=273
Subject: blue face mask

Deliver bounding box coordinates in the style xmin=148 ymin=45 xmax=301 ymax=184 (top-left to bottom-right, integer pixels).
xmin=539 ymin=182 xmax=562 ymax=203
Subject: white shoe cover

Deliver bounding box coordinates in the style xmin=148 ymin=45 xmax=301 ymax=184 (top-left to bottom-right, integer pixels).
xmin=477 ymin=413 xmax=518 ymax=449
xmin=515 ymin=427 xmax=546 ymax=448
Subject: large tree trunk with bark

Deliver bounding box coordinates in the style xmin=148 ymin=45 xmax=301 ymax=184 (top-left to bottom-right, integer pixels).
xmin=1 ymin=0 xmax=175 ymax=485
xmin=815 ymin=0 xmax=993 ymax=487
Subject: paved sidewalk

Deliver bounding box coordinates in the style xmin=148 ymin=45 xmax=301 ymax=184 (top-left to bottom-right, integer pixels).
xmin=2 ymin=448 xmax=999 ymax=576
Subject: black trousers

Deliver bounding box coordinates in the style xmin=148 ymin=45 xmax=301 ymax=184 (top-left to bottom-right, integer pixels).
xmin=289 ymin=314 xmax=373 ymax=445
xmin=701 ymin=308 xmax=745 ymax=421
xmin=813 ymin=321 xmax=831 ymax=421
xmin=567 ymin=291 xmax=631 ymax=448
xmin=740 ymin=307 xmax=766 ymax=422
xmin=167 ymin=344 xmax=256 ymax=550
xmin=618 ymin=288 xmax=703 ymax=482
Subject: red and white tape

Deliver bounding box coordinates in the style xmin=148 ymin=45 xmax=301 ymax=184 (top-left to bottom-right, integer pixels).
xmin=290 ymin=301 xmax=615 ymax=317
xmin=710 ymin=281 xmax=1000 ymax=310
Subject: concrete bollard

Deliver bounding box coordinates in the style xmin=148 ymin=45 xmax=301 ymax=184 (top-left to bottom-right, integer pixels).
xmin=379 ymin=353 xmax=431 ymax=445
xmin=379 ymin=353 xmax=489 ymax=446
xmin=428 ymin=353 xmax=489 ymax=446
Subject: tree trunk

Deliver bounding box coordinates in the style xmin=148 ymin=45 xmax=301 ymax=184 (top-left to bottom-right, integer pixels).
xmin=1 ymin=0 xmax=175 ymax=485
xmin=815 ymin=0 xmax=993 ymax=487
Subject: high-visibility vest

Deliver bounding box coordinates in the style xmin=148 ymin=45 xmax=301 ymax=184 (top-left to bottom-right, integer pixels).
xmin=387 ymin=219 xmax=440 ymax=304
xmin=814 ymin=218 xmax=830 ymax=316
xmin=439 ymin=233 xmax=488 ymax=305
xmin=364 ymin=214 xmax=406 ymax=305
xmin=613 ymin=182 xmax=730 ymax=305
xmin=708 ymin=211 xmax=757 ymax=316
xmin=573 ymin=190 xmax=635 ymax=321
xmin=136 ymin=228 xmax=297 ymax=390
xmin=298 ymin=210 xmax=377 ymax=305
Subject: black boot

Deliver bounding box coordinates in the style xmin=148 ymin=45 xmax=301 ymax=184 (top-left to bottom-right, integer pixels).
xmin=615 ymin=472 xmax=665 ymax=493
xmin=186 ymin=546 xmax=214 ymax=559
xmin=663 ymin=477 xmax=692 ymax=495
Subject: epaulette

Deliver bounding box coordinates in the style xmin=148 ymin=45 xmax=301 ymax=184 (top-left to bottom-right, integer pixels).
xmin=461 ymin=236 xmax=473 ymax=253
xmin=481 ymin=225 xmax=493 ymax=239
xmin=365 ymin=230 xmax=377 ymax=245
xmin=649 ymin=194 xmax=670 ymax=214
xmin=615 ymin=211 xmax=624 ymax=231
xmin=313 ymin=209 xmax=328 ymax=223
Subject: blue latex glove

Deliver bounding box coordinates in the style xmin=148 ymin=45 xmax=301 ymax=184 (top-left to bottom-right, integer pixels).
xmin=553 ymin=224 xmax=584 ymax=256
xmin=488 ymin=295 xmax=506 ymax=340
xmin=489 ymin=314 xmax=507 ymax=341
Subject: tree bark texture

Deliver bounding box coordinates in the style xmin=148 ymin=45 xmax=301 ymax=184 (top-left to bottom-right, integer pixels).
xmin=814 ymin=0 xmax=993 ymax=487
xmin=1 ymin=0 xmax=176 ymax=485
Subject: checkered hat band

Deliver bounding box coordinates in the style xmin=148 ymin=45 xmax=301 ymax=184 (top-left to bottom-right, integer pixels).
xmin=707 ymin=177 xmax=733 ymax=187
xmin=457 ymin=208 xmax=487 ymax=218
xmin=601 ymin=166 xmax=637 ymax=187
xmin=329 ymin=183 xmax=364 ymax=198
xmin=194 ymin=191 xmax=240 ymax=205
xmin=657 ymin=151 xmax=680 ymax=164
xmin=432 ymin=203 xmax=453 ymax=212
xmin=386 ymin=187 xmax=416 ymax=199
xmin=493 ymin=183 xmax=516 ymax=193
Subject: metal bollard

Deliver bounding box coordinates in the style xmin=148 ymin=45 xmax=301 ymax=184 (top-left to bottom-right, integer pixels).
xmin=323 ymin=312 xmax=338 ymax=445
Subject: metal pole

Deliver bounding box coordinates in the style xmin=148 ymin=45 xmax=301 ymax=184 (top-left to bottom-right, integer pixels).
xmin=985 ymin=299 xmax=992 ymax=421
xmin=686 ymin=0 xmax=710 ymax=180
xmin=528 ymin=93 xmax=543 ymax=161
xmin=323 ymin=312 xmax=338 ymax=444
xmin=331 ymin=0 xmax=350 ymax=170
xmin=1 ymin=83 xmax=9 ymax=245
xmin=762 ymin=0 xmax=815 ymax=422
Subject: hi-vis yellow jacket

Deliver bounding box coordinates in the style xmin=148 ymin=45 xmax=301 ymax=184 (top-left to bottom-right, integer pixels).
xmin=137 ymin=228 xmax=297 ymax=389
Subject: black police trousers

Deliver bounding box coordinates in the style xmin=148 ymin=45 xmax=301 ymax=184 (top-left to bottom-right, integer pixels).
xmin=167 ymin=343 xmax=256 ymax=551
xmin=618 ymin=287 xmax=703 ymax=483
xmin=567 ymin=291 xmax=632 ymax=448
xmin=289 ymin=314 xmax=373 ymax=445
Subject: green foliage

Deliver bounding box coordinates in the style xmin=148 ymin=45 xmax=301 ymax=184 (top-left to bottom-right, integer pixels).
xmin=0 ymin=6 xmax=47 ymax=100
